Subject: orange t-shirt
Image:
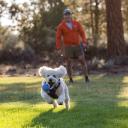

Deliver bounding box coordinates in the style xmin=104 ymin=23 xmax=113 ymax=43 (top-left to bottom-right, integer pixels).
xmin=56 ymin=20 xmax=86 ymax=49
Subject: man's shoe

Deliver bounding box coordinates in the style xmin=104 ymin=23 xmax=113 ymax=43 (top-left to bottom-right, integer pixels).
xmin=85 ymin=76 xmax=90 ymax=83
xmin=69 ymin=79 xmax=74 ymax=83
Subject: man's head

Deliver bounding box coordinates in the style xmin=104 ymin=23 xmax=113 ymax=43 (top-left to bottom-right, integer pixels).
xmin=63 ymin=8 xmax=72 ymax=22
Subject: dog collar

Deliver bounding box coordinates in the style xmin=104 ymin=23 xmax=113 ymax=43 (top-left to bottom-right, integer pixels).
xmin=56 ymin=79 xmax=61 ymax=88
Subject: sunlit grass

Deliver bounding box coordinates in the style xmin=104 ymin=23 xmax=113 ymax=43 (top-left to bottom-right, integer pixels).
xmin=117 ymin=76 xmax=128 ymax=108
xmin=122 ymin=76 xmax=128 ymax=83
xmin=0 ymin=74 xmax=128 ymax=128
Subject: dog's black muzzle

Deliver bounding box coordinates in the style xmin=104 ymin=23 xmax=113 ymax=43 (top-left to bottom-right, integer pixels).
xmin=48 ymin=79 xmax=55 ymax=87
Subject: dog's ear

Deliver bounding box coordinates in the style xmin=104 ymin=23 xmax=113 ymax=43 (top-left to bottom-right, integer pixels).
xmin=38 ymin=66 xmax=47 ymax=77
xmin=57 ymin=65 xmax=67 ymax=77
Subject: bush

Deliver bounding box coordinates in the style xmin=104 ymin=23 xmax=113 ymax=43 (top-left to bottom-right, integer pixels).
xmin=0 ymin=45 xmax=35 ymax=64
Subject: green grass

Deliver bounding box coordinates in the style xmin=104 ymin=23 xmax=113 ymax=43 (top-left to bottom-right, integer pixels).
xmin=0 ymin=74 xmax=128 ymax=128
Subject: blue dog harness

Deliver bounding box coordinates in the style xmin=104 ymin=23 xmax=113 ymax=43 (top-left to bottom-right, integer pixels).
xmin=42 ymin=80 xmax=60 ymax=99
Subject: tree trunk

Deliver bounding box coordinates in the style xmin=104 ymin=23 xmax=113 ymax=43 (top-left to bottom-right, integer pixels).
xmin=94 ymin=0 xmax=100 ymax=46
xmin=90 ymin=0 xmax=95 ymax=44
xmin=105 ymin=0 xmax=126 ymax=57
xmin=126 ymin=0 xmax=128 ymax=32
xmin=90 ymin=0 xmax=100 ymax=47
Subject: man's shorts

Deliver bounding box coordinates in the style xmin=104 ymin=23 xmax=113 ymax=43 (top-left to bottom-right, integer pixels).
xmin=64 ymin=45 xmax=83 ymax=59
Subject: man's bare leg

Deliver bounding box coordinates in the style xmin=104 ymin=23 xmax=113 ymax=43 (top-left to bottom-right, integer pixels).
xmin=66 ymin=58 xmax=73 ymax=83
xmin=78 ymin=56 xmax=90 ymax=83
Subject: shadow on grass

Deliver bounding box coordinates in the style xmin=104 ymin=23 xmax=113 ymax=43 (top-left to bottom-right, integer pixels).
xmin=25 ymin=108 xmax=72 ymax=128
xmin=0 ymin=81 xmax=43 ymax=104
xmin=24 ymin=74 xmax=128 ymax=128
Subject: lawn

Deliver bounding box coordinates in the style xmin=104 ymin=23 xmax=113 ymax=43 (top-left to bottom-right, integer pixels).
xmin=0 ymin=74 xmax=128 ymax=128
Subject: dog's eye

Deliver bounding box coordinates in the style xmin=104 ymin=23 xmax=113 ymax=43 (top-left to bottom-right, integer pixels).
xmin=47 ymin=75 xmax=50 ymax=77
xmin=53 ymin=75 xmax=56 ymax=78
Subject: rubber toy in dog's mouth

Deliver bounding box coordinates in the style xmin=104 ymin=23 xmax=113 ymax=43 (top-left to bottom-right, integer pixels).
xmin=42 ymin=83 xmax=50 ymax=92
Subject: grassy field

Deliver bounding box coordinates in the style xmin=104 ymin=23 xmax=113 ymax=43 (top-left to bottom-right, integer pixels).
xmin=0 ymin=74 xmax=128 ymax=128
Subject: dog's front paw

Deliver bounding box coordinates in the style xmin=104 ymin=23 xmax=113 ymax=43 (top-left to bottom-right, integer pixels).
xmin=53 ymin=101 xmax=58 ymax=108
xmin=65 ymin=99 xmax=70 ymax=110
xmin=58 ymin=102 xmax=63 ymax=105
xmin=57 ymin=99 xmax=64 ymax=105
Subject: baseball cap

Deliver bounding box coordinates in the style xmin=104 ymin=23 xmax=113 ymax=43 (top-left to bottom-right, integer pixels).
xmin=63 ymin=8 xmax=72 ymax=15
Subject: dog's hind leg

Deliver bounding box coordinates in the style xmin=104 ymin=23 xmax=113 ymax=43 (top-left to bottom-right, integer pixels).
xmin=64 ymin=86 xmax=70 ymax=110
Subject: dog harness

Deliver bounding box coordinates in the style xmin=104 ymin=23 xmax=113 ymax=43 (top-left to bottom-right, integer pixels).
xmin=42 ymin=81 xmax=60 ymax=99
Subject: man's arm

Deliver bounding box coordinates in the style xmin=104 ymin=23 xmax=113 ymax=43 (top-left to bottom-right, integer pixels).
xmin=56 ymin=25 xmax=62 ymax=49
xmin=77 ymin=22 xmax=87 ymax=45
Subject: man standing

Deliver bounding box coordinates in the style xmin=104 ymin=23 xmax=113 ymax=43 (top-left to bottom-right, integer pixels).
xmin=56 ymin=8 xmax=89 ymax=83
